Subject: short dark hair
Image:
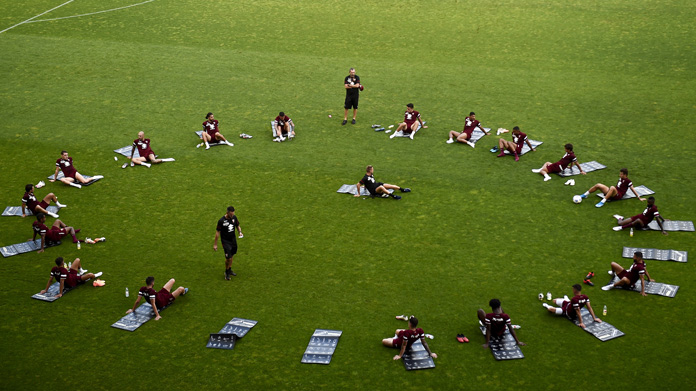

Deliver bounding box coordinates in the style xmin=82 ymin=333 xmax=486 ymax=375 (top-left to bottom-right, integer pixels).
xmin=572 ymin=283 xmax=582 ymax=292
xmin=512 ymin=126 xmax=520 ymax=131
xmin=469 ymin=112 xmax=475 ymax=116
xmin=25 ymin=184 xmax=33 ymax=192
xmin=206 ymin=112 xmax=213 ymax=119
xmin=36 ymin=212 xmax=45 ymax=221
xmin=564 ymin=143 xmax=573 ymax=151
xmin=279 ymin=112 xmax=284 ymax=117
xmin=146 ymin=276 xmax=155 ymax=285
xmin=406 ymin=103 xmax=414 ymax=108
xmin=408 ymin=316 xmax=419 ymax=328
xmin=227 ymin=206 xmax=235 ymax=212
xmin=648 ymin=196 xmax=655 ymax=201
xmin=620 ymin=168 xmax=628 ymax=175
xmin=366 ymin=165 xmax=373 ymax=172
xmin=55 ymin=257 xmax=64 ymax=266
xmin=61 ymin=150 xmax=68 ymax=155
xmin=634 ymin=251 xmax=643 ymax=259
xmin=489 ymin=298 xmax=501 ymax=309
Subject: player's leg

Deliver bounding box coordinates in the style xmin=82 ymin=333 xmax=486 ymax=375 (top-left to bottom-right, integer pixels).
xmin=132 ymin=156 xmax=148 ymax=166
xmin=609 ymin=262 xmax=625 ymax=275
xmin=171 ymin=285 xmax=186 ymax=298
xmin=202 ymin=132 xmax=211 ymax=142
xmin=74 ymin=173 xmax=90 ymax=184
xmin=477 ymin=309 xmax=486 ymax=324
xmin=410 ymin=122 xmax=419 ymax=133
xmin=216 ymin=132 xmax=234 ymax=146
xmin=43 ymin=193 xmax=59 ymax=205
xmin=148 ymin=153 xmax=162 ymax=164
xmin=60 ymin=176 xmax=75 ymax=185
xmin=70 ymin=258 xmax=81 ymax=271
xmin=395 ymin=122 xmax=407 ymax=132
xmin=616 ymin=216 xmax=636 ymax=226
xmin=455 ymin=132 xmax=470 ymax=143
xmin=162 ymin=278 xmax=176 ymax=292
xmin=225 ymin=256 xmax=235 ymax=277
xmin=343 ymin=108 xmax=349 ymax=122
xmin=52 ymin=219 xmax=66 ymax=229
xmin=352 ymin=108 xmax=358 ymax=121
xmin=382 ymin=337 xmax=397 ymax=347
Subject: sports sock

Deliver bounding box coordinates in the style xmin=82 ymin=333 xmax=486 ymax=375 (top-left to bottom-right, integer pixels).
xmin=56 ymin=201 xmax=66 ymax=207
xmin=583 ymin=191 xmax=590 ymax=196
xmin=69 ymin=182 xmax=81 ymax=188
xmin=543 ymin=174 xmax=551 ymax=180
xmin=161 ymin=158 xmax=175 ymax=162
xmin=601 ymin=197 xmax=607 ymax=202
xmin=142 ymin=162 xmax=151 ymax=167
xmin=542 ymin=303 xmax=550 ymax=309
xmin=205 ymin=141 xmax=210 ymax=147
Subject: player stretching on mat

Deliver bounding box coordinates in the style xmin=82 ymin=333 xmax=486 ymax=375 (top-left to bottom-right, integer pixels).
xmin=40 ymin=257 xmax=101 ymax=298
xmin=50 ymin=150 xmax=103 ymax=189
xmin=542 ymin=284 xmax=601 ymax=329
xmin=273 ymin=112 xmax=295 ymax=142
xmin=201 ymin=112 xmax=234 ymax=149
xmin=577 ymin=168 xmax=645 ymax=208
xmin=602 ymin=251 xmax=654 ymax=296
xmin=532 ymin=143 xmax=585 ymax=182
xmin=129 ymin=131 xmax=175 ymax=167
xmin=496 ymin=126 xmax=535 ymax=161
xmin=382 ymin=316 xmax=437 ymax=361
xmin=446 ymin=112 xmax=490 ymax=147
xmin=392 ymin=103 xmax=427 ymax=140
xmin=477 ymin=298 xmax=525 ymax=349
xmin=612 ymin=196 xmax=667 ymax=235
xmin=355 ymin=165 xmax=410 ymax=200
xmin=22 ymin=184 xmax=66 ymax=218
xmin=214 ymin=206 xmax=244 ymax=280
xmin=32 ymin=212 xmax=81 ymax=253
xmin=126 ymin=276 xmax=188 ymax=320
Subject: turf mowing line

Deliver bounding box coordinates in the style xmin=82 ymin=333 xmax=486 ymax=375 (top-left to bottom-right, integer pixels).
xmin=0 ymin=0 xmax=74 ymax=34
xmin=25 ymin=0 xmax=158 ymax=24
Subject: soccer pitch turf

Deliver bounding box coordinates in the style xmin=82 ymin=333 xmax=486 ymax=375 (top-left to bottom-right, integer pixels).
xmin=0 ymin=0 xmax=694 ymax=389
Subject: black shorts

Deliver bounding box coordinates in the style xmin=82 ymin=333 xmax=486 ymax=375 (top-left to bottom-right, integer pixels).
xmin=344 ymin=94 xmax=359 ymax=109
xmin=366 ymin=183 xmax=383 ymax=195
xmin=222 ymin=240 xmax=237 ymax=259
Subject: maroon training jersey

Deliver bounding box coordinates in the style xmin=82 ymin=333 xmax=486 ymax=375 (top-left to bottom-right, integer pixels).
xmin=133 ymin=138 xmax=154 ymax=157
xmin=398 ymin=327 xmax=424 ymax=349
xmin=485 ymin=312 xmax=511 ymax=337
xmin=555 ymin=151 xmax=577 ymax=170
xmin=22 ymin=191 xmax=39 ymax=211
xmin=640 ymin=204 xmax=660 ymax=223
xmin=139 ymin=286 xmax=157 ymax=302
xmin=33 ymin=221 xmax=48 ymax=237
xmin=56 ymin=157 xmax=77 ymax=178
xmin=275 ymin=115 xmax=291 ymax=127
xmin=203 ymin=119 xmax=219 ymax=136
xmin=513 ymin=132 xmax=528 ymax=151
xmin=617 ymin=177 xmax=633 ymax=194
xmin=50 ymin=266 xmax=68 ymax=281
xmin=463 ymin=116 xmax=481 ymax=134
xmin=404 ymin=110 xmax=420 ymax=124
xmin=562 ymin=295 xmax=589 ymax=319
xmin=623 ymin=261 xmax=646 ymax=285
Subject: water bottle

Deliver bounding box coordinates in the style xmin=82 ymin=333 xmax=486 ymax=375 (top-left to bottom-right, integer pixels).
xmin=546 ymin=292 xmax=552 ymax=301
xmin=630 ymin=228 xmax=634 ymax=237
xmin=603 ymin=305 xmax=607 ymax=316
xmin=77 ymin=241 xmax=81 ymax=250
xmin=125 ymin=287 xmax=129 ymax=298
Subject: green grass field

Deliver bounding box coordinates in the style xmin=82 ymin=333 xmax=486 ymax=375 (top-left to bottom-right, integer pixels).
xmin=1 ymin=0 xmax=695 ymax=389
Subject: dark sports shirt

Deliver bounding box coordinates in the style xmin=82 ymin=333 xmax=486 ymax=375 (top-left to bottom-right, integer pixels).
xmin=275 ymin=115 xmax=291 ymax=127
xmin=616 ymin=177 xmax=633 ymax=194
xmin=359 ymin=174 xmax=378 ymax=192
xmin=139 ymin=286 xmax=157 ymax=302
xmin=485 ymin=312 xmax=511 ymax=337
xmin=641 ymin=204 xmax=660 ymax=223
xmin=203 ymin=119 xmax=219 ymax=134
xmin=556 ymin=151 xmax=577 ymax=170
xmin=56 ymin=157 xmax=77 ymax=177
xmin=562 ymin=294 xmax=589 ymax=319
xmin=22 ymin=191 xmax=39 ymax=211
xmin=50 ymin=266 xmax=69 ymax=281
xmin=344 ymin=75 xmax=360 ymax=96
xmin=512 ymin=132 xmax=528 ymax=150
xmin=625 ymin=261 xmax=646 ymax=285
xmin=404 ymin=110 xmax=421 ymax=124
xmin=133 ymin=138 xmax=153 ymax=155
xmin=398 ymin=327 xmax=424 ymax=349
xmin=463 ymin=116 xmax=481 ymax=133
xmin=217 ymin=215 xmax=239 ymax=243
xmin=33 ymin=221 xmax=48 ymax=236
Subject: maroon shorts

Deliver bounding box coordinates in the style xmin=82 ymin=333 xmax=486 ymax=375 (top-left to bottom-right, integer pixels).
xmin=46 ymin=227 xmax=66 ymax=241
xmin=65 ymin=269 xmax=80 ymax=288
xmin=462 ymin=130 xmax=473 ymax=139
xmin=618 ymin=270 xmax=638 ymax=285
xmin=62 ymin=171 xmax=77 ymax=179
xmin=141 ymin=149 xmax=154 ymax=160
xmin=392 ymin=338 xmax=401 ymax=348
xmin=155 ymin=288 xmax=175 ymax=309
xmin=514 ymin=145 xmax=523 ymax=154
xmin=631 ymin=214 xmax=651 ymax=226
xmin=612 ymin=190 xmax=626 ymax=200
xmin=206 ymin=130 xmax=219 ymax=140
xmin=404 ymin=121 xmax=417 ymax=133
xmin=545 ymin=162 xmax=563 ymax=173
xmin=31 ymin=200 xmax=49 ymax=212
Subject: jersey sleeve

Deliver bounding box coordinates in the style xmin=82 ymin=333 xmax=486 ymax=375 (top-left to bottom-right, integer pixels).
xmin=216 ymin=219 xmax=224 ymax=232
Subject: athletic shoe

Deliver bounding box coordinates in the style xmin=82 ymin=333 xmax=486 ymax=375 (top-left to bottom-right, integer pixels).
xmin=531 ymin=169 xmax=541 ymax=173
xmin=580 ymin=194 xmax=587 ymax=199
xmin=613 ymin=214 xmax=624 ymax=221
xmin=121 ymin=163 xmax=128 ymax=169
xmin=542 ymin=303 xmax=550 ymax=309
xmin=72 ymin=183 xmax=82 ymax=189
xmin=183 ymin=288 xmax=189 ymax=295
xmin=607 ymin=270 xmax=614 ymax=276
xmin=205 ymin=144 xmax=210 ymax=150
xmin=514 ymin=154 xmax=520 ymax=162
xmin=93 ymin=175 xmax=104 ymax=180
xmin=601 ymin=284 xmax=614 ymax=291
xmin=375 ymin=127 xmax=385 ymax=132
xmin=456 ymin=334 xmax=465 ymax=343
xmin=47 ymin=211 xmax=59 ymax=218
xmin=392 ymin=195 xmax=402 ymax=200
xmin=273 ymin=137 xmax=281 ymax=142
xmin=446 ymin=139 xmax=454 ymax=144
xmin=229 ymin=270 xmax=237 ymax=277
xmin=289 ymin=133 xmax=295 ymax=139
xmin=395 ymin=315 xmax=408 ymax=321
xmin=93 ymin=272 xmax=102 ymax=278
xmin=142 ymin=163 xmax=151 ymax=168
xmin=496 ymin=152 xmax=505 ymax=157
xmin=342 ymin=120 xmax=347 ymax=125
xmin=226 ymin=142 xmax=234 ymax=146
xmin=583 ymin=279 xmax=594 ymax=286
xmin=409 ymin=131 xmax=415 ymax=140
xmin=563 ymin=295 xmax=569 ymax=301
xmin=544 ymin=176 xmax=552 ymax=182
xmin=79 ymin=268 xmax=87 ymax=275
xmin=512 ymin=325 xmax=521 ymax=330
xmin=351 ymin=119 xmax=356 ymax=124
xmin=400 ymin=188 xmax=411 ymax=193
xmin=585 ymin=272 xmax=595 ymax=280
xmin=595 ymin=201 xmax=605 ymax=208
xmin=196 ymin=143 xmax=202 ymax=148
xmin=381 ymin=193 xmax=390 ymax=198
xmin=612 ymin=226 xmax=622 ymax=231
xmin=390 ymin=131 xmax=402 ymax=139
xmin=225 ymin=270 xmax=231 ymax=280
xmin=466 ymin=141 xmax=475 ymax=148
xmin=371 ymin=125 xmax=381 ymax=128
xmin=424 ymin=334 xmax=434 ymax=339
xmin=36 ymin=181 xmax=46 ymax=188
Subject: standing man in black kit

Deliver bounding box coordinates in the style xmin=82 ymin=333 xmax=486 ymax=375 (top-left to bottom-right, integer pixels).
xmin=214 ymin=206 xmax=244 ymax=280
xmin=343 ymin=68 xmax=362 ymax=125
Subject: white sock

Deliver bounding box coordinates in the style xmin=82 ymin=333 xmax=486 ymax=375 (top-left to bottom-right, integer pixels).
xmin=226 ymin=141 xmax=234 ymax=146
xmin=69 ymin=182 xmax=81 ymax=188
xmin=161 ymin=158 xmax=175 ymax=162
xmin=56 ymin=201 xmax=66 ymax=208
xmin=600 ymin=197 xmax=607 ymax=202
xmin=583 ymin=191 xmax=590 ymax=196
xmin=205 ymin=141 xmax=210 ymax=147
xmin=542 ymin=303 xmax=550 ymax=309
xmin=543 ymin=174 xmax=551 ymax=180
xmin=92 ymin=175 xmax=104 ymax=180
xmin=142 ymin=162 xmax=151 ymax=167
xmin=48 ymin=212 xmax=59 ymax=218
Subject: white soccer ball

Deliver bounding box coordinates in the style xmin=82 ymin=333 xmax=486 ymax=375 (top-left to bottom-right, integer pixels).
xmin=538 ymin=293 xmax=544 ymax=300
xmin=572 ymin=195 xmax=582 ymax=204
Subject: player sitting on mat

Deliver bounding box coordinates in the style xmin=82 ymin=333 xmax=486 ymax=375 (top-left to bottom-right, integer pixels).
xmin=477 ymin=298 xmax=525 ymax=349
xmin=393 ymin=103 xmax=427 ymax=139
xmin=542 ymin=284 xmax=601 ymax=329
xmin=495 ymin=126 xmax=534 ymax=161
xmin=612 ymin=196 xmax=667 ymax=235
xmin=577 ymin=168 xmax=645 ymax=208
xmin=50 ymin=150 xmax=104 ymax=189
xmin=446 ymin=112 xmax=489 ymax=147
xmin=602 ymin=251 xmax=654 ymax=296
xmin=129 ymin=131 xmax=175 ymax=167
xmin=22 ymin=183 xmax=66 ymax=218
xmin=532 ymin=143 xmax=585 ymax=182
xmin=126 ymin=276 xmax=188 ymax=320
xmin=32 ymin=212 xmax=81 ymax=253
xmin=273 ymin=112 xmax=295 ymax=142
xmin=40 ymin=257 xmax=102 ymax=298
xmin=201 ymin=112 xmax=234 ymax=149
xmin=382 ymin=316 xmax=437 ymax=361
xmin=355 ymin=165 xmax=410 ymax=200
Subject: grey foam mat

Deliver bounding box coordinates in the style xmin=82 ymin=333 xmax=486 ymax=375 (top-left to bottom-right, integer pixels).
xmin=194 ymin=131 xmax=226 ymax=146
xmin=48 ymin=172 xmax=101 ymax=186
xmin=114 ymin=146 xmax=143 ymax=158
xmin=2 ymin=205 xmax=61 ymax=217
xmin=402 ymin=340 xmax=436 ymax=371
xmin=478 ymin=326 xmax=524 ymax=360
xmin=31 ymin=280 xmax=80 ymax=302
xmin=301 ymin=329 xmax=342 ymax=364
xmin=1 ymin=239 xmax=61 ymax=258
xmin=569 ymin=308 xmax=624 ymax=341
xmin=111 ymin=303 xmax=168 ymax=331
xmin=503 ymin=139 xmax=543 ymax=156
xmin=462 ymin=127 xmax=491 ymax=144
xmin=644 ymin=220 xmax=695 ymax=232
xmin=557 ymin=161 xmax=606 ymax=177
xmin=336 ymin=184 xmax=394 ymax=196
xmin=607 ymin=276 xmax=679 ymax=297
xmin=389 ymin=122 xmax=427 ymax=138
xmin=595 ymin=185 xmax=655 ymax=200
xmin=622 ymin=247 xmax=687 ymax=263
xmin=206 ymin=318 xmax=258 ymax=350
xmin=271 ymin=121 xmax=295 ymax=137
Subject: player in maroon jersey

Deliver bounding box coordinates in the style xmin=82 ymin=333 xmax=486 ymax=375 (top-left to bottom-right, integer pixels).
xmin=50 ymin=151 xmax=103 ymax=189
xmin=273 ymin=112 xmax=295 ymax=142
xmin=496 ymin=126 xmax=535 ymax=161
xmin=578 ymin=168 xmax=645 ymax=208
xmin=382 ymin=316 xmax=437 ymax=361
xmin=392 ymin=103 xmax=427 ymax=140
xmin=477 ymin=298 xmax=525 ymax=349
xmin=129 ymin=131 xmax=175 ymax=167
xmin=21 ymin=184 xmax=66 ymax=218
xmin=200 ymin=112 xmax=234 ymax=149
xmin=32 ymin=213 xmax=81 ymax=253
xmin=602 ymin=252 xmax=654 ymax=296
xmin=125 ymin=276 xmax=188 ymax=320
xmin=543 ymin=284 xmax=601 ymax=329
xmin=446 ymin=112 xmax=490 ymax=147
xmin=532 ymin=143 xmax=585 ymax=181
xmin=40 ymin=257 xmax=101 ymax=298
xmin=612 ymin=196 xmax=667 ymax=235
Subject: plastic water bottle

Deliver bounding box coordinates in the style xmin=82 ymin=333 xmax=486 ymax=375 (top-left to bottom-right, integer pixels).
xmin=125 ymin=287 xmax=129 ymax=298
xmin=77 ymin=241 xmax=81 ymax=250
xmin=603 ymin=305 xmax=607 ymax=316
xmin=630 ymin=228 xmax=634 ymax=237
xmin=546 ymin=292 xmax=552 ymax=301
